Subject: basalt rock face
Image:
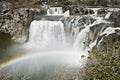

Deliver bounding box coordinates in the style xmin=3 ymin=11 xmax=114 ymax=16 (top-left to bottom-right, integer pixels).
xmin=66 ymin=6 xmax=94 ymax=15
xmin=0 ymin=6 xmax=41 ymax=42
xmin=68 ymin=6 xmax=106 ymax=16
xmin=109 ymin=11 xmax=120 ymax=24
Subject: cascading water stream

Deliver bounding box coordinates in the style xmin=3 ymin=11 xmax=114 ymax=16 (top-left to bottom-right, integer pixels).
xmin=105 ymin=12 xmax=112 ymax=19
xmin=1 ymin=7 xmax=117 ymax=79
xmin=25 ymin=20 xmax=66 ymax=50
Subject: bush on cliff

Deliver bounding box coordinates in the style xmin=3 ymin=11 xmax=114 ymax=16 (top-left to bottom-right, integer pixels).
xmin=85 ymin=34 xmax=120 ymax=80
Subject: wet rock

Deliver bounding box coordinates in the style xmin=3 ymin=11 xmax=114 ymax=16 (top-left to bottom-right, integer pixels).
xmin=60 ymin=16 xmax=95 ymax=43
xmin=97 ymin=8 xmax=107 ymax=15
xmin=83 ymin=8 xmax=94 ymax=15
xmin=90 ymin=23 xmax=107 ymax=41
xmin=109 ymin=11 xmax=120 ymax=24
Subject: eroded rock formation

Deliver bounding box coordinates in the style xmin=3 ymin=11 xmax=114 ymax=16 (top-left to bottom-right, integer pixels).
xmin=0 ymin=1 xmax=43 ymax=42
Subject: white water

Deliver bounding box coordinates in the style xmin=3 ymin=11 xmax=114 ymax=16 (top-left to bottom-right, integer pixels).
xmin=47 ymin=7 xmax=70 ymax=17
xmin=27 ymin=8 xmax=109 ymax=51
xmin=63 ymin=10 xmax=70 ymax=17
xmin=100 ymin=27 xmax=120 ymax=36
xmin=26 ymin=20 xmax=66 ymax=49
xmin=105 ymin=12 xmax=112 ymax=19
xmin=23 ymin=18 xmax=91 ymax=69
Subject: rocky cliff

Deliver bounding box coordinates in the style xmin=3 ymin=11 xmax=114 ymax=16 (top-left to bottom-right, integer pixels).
xmin=0 ymin=1 xmax=43 ymax=42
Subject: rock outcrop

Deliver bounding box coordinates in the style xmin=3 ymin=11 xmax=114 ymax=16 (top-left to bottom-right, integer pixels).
xmin=0 ymin=1 xmax=120 ymax=43
xmin=0 ymin=1 xmax=43 ymax=42
xmin=60 ymin=16 xmax=95 ymax=35
xmin=0 ymin=8 xmax=42 ymax=42
xmin=0 ymin=0 xmax=46 ymax=42
xmin=109 ymin=11 xmax=120 ymax=24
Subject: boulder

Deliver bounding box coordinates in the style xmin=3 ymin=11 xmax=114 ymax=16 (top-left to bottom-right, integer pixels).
xmin=68 ymin=6 xmax=94 ymax=15
xmin=97 ymin=8 xmax=107 ymax=15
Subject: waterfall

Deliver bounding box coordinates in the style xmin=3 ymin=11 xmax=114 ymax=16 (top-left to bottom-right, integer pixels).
xmin=26 ymin=20 xmax=66 ymax=49
xmin=105 ymin=12 xmax=112 ymax=19
xmin=88 ymin=8 xmax=101 ymax=15
xmin=26 ymin=8 xmax=109 ymax=51
xmin=2 ymin=7 xmax=120 ymax=79
xmin=25 ymin=18 xmax=90 ymax=50
xmin=73 ymin=21 xmax=97 ymax=50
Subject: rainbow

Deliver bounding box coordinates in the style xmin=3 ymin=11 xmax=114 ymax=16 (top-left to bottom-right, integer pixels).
xmin=0 ymin=49 xmax=85 ymax=69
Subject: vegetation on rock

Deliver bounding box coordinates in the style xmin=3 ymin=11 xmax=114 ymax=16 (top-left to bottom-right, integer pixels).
xmin=85 ymin=34 xmax=120 ymax=80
